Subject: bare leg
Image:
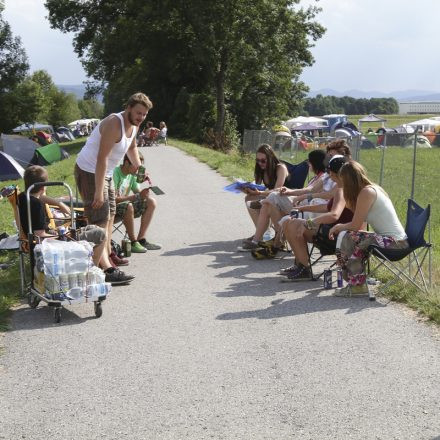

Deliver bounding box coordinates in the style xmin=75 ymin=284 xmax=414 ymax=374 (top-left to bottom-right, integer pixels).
xmin=95 ymin=217 xmax=113 ymax=270
xmin=253 ymin=200 xmax=271 ymax=241
xmin=137 ymin=197 xmax=156 ymax=241
xmin=268 ymin=204 xmax=288 ymax=247
xmin=245 ymin=193 xmax=261 ymax=227
xmin=122 ymin=203 xmax=136 ymax=242
xmin=284 ymin=219 xmax=310 ymax=266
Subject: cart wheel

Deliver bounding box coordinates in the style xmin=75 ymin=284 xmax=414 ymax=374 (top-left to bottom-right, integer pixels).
xmin=94 ymin=302 xmax=103 ymax=318
xmin=28 ymin=293 xmax=40 ymax=309
xmin=54 ymin=307 xmax=62 ymax=323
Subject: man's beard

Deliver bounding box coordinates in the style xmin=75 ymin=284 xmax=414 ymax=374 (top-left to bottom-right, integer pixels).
xmin=127 ymin=110 xmax=136 ymax=125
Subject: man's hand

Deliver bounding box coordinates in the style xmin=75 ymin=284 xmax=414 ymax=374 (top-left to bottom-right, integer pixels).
xmin=139 ymin=188 xmax=150 ymax=199
xmin=91 ymin=191 xmax=104 ymax=209
xmin=278 ymin=186 xmax=288 ymax=195
xmin=245 ymin=188 xmax=260 ymax=196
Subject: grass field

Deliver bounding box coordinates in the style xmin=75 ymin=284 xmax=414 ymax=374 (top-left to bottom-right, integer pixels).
xmin=347 ymin=114 xmax=437 ymax=133
xmin=0 ymin=135 xmax=438 ymax=327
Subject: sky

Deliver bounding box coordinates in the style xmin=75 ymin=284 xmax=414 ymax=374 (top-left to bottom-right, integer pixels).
xmin=3 ymin=0 xmax=440 ymax=93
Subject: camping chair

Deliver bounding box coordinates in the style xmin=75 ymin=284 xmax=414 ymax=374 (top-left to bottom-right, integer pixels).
xmin=307 ymin=224 xmax=337 ymax=281
xmin=368 ymin=199 xmax=432 ymax=293
xmin=282 ymin=160 xmax=309 ymax=190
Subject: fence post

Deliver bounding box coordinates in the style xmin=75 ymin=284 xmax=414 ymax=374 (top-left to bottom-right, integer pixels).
xmin=379 ymin=133 xmax=387 ymax=187
xmin=410 ymin=128 xmax=419 ymax=200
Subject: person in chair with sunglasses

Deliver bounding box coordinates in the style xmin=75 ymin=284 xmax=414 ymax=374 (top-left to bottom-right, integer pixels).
xmin=241 ymin=144 xmax=288 ymax=250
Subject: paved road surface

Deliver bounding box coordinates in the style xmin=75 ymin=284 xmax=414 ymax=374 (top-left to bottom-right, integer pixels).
xmin=1 ymin=145 xmax=439 ymax=439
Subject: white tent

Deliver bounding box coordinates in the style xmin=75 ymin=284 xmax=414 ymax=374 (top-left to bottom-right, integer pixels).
xmin=284 ymin=116 xmax=328 ymax=130
xmin=12 ymin=122 xmax=54 ymax=134
xmin=68 ymin=118 xmax=100 ymax=129
xmin=406 ymin=118 xmax=440 ymax=131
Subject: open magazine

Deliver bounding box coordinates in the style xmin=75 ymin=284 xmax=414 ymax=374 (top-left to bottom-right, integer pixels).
xmin=223 ymin=179 xmax=266 ymax=194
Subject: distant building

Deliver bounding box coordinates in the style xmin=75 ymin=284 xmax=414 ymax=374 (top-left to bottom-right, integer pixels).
xmin=399 ymin=101 xmax=440 ymax=115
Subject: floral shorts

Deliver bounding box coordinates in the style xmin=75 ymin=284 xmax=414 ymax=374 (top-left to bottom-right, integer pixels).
xmin=337 ymin=231 xmax=408 ymax=286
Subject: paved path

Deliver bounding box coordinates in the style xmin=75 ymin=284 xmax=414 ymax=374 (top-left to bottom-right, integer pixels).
xmin=1 ymin=145 xmax=439 ymax=440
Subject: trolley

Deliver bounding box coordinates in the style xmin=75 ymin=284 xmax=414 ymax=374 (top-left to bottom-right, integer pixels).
xmin=23 ymin=181 xmax=109 ymax=323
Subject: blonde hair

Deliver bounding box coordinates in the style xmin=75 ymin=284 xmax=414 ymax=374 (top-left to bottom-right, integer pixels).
xmin=339 ymin=161 xmax=374 ymax=211
xmin=126 ymin=93 xmax=153 ymax=110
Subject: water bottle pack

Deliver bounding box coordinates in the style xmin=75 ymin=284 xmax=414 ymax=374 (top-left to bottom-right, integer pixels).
xmin=38 ymin=240 xmax=109 ymax=299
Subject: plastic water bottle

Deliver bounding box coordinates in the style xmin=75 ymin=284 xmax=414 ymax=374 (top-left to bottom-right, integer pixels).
xmin=263 ymin=229 xmax=273 ymax=241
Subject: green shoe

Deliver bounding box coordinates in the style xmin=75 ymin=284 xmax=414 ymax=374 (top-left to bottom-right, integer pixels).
xmin=131 ymin=241 xmax=147 ymax=253
xmin=333 ymin=284 xmax=369 ymax=297
xmin=138 ymin=238 xmax=162 ymax=250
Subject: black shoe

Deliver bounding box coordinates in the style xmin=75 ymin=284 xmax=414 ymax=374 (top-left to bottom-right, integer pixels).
xmin=281 ymin=264 xmax=312 ymax=282
xmin=105 ymin=268 xmax=135 ymax=285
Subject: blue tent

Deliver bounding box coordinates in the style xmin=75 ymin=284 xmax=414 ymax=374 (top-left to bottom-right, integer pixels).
xmin=0 ymin=151 xmax=25 ymax=181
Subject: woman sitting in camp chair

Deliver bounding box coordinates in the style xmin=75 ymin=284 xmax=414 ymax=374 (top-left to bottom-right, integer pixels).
xmin=328 ymin=161 xmax=408 ymax=297
xmin=240 ymin=144 xmax=288 ymax=250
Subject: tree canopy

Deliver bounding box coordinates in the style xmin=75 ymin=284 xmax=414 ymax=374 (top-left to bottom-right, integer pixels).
xmin=45 ymin=0 xmax=324 ymax=149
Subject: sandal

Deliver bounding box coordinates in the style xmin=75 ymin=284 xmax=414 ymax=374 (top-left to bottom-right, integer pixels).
xmin=251 ymin=245 xmax=280 ymax=260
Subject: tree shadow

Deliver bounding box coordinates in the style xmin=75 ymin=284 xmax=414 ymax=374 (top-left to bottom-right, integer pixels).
xmin=216 ymin=285 xmax=385 ymax=321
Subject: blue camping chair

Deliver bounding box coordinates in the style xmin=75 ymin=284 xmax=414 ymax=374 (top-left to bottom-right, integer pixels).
xmin=281 ymin=160 xmax=309 ymax=190
xmin=368 ymin=199 xmax=431 ymax=293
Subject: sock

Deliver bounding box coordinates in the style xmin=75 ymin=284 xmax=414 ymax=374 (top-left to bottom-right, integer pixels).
xmin=138 ymin=238 xmax=146 ymax=245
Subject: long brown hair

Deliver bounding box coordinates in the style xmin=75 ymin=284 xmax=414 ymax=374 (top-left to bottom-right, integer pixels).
xmin=254 ymin=144 xmax=281 ymax=189
xmin=339 ymin=161 xmax=374 ymax=211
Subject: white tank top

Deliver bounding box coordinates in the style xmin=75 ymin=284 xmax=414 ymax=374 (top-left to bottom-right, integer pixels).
xmin=366 ymin=185 xmax=406 ymax=240
xmin=76 ymin=112 xmax=137 ymax=177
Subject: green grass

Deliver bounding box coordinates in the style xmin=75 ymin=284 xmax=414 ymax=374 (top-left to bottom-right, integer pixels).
xmin=347 ymin=114 xmax=437 ymax=133
xmin=170 ymin=137 xmax=440 ymax=324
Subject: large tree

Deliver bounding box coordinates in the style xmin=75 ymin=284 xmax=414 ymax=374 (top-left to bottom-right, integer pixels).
xmin=45 ymin=0 xmax=324 ymax=148
xmin=0 ymin=10 xmax=29 ymax=132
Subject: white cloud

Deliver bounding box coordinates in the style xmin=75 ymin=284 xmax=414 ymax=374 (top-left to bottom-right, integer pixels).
xmin=3 ymin=0 xmax=87 ymax=84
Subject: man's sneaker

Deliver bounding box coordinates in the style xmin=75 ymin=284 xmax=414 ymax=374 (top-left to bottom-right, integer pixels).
xmin=279 ymin=265 xmax=298 ymax=276
xmin=251 ymin=245 xmax=279 ymax=260
xmin=248 ymin=200 xmax=262 ymax=210
xmin=281 ymin=264 xmax=313 ymax=282
xmin=131 ymin=241 xmax=147 ymax=253
xmin=138 ymin=238 xmax=162 ymax=250
xmin=105 ymin=268 xmax=135 ymax=285
xmin=333 ymin=284 xmax=369 ymax=297
xmin=110 ymin=251 xmax=129 ymax=266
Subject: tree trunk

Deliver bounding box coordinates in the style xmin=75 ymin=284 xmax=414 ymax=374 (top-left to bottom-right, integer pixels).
xmin=214 ymin=50 xmax=227 ymax=148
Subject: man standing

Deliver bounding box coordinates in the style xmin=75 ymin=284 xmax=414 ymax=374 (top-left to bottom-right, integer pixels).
xmin=74 ymin=92 xmax=152 ymax=285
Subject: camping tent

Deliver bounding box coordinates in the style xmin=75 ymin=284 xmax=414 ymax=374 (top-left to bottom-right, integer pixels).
xmin=0 ymin=151 xmax=25 ymax=181
xmin=403 ymin=135 xmax=431 ymax=148
xmin=0 ymin=134 xmax=40 ymax=168
xmin=358 ymin=114 xmax=386 ymax=130
xmin=12 ymin=122 xmax=54 ymax=134
xmin=284 ymin=116 xmax=328 ymax=130
xmin=406 ymin=118 xmax=440 ymax=132
xmin=33 ymin=143 xmax=63 ymax=165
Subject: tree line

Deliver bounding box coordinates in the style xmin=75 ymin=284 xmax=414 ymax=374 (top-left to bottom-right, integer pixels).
xmin=0 ymin=9 xmax=103 ymax=134
xmin=44 ymin=0 xmax=325 ymax=151
xmin=303 ymin=94 xmax=399 ymax=116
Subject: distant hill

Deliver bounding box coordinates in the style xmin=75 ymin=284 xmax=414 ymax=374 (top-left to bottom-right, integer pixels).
xmin=57 ymin=84 xmax=103 ymax=102
xmin=308 ymin=88 xmax=440 ymax=101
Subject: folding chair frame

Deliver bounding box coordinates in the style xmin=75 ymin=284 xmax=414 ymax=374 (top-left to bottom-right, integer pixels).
xmin=367 ymin=200 xmax=432 ymax=294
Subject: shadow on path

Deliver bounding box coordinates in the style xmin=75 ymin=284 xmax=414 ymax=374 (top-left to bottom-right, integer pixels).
xmin=216 ymin=286 xmax=385 ymax=321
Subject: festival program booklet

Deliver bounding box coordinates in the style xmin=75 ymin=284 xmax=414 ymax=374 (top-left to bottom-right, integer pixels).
xmin=223 ymin=179 xmax=266 ymax=194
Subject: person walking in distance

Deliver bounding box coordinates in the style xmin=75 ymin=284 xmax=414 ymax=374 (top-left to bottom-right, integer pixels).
xmin=74 ymin=92 xmax=152 ymax=285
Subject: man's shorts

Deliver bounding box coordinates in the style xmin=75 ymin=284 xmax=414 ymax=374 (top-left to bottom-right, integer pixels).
xmin=76 ymin=224 xmax=106 ymax=245
xmin=114 ymin=197 xmax=148 ymax=223
xmin=74 ymin=164 xmax=116 ymax=225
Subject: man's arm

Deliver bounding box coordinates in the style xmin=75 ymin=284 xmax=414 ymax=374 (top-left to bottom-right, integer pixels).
xmin=40 ymin=194 xmax=71 ymax=215
xmin=93 ymin=117 xmax=121 ymax=209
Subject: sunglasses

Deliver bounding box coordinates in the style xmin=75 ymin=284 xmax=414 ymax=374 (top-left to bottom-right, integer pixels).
xmin=256 ymin=158 xmax=267 ymax=164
